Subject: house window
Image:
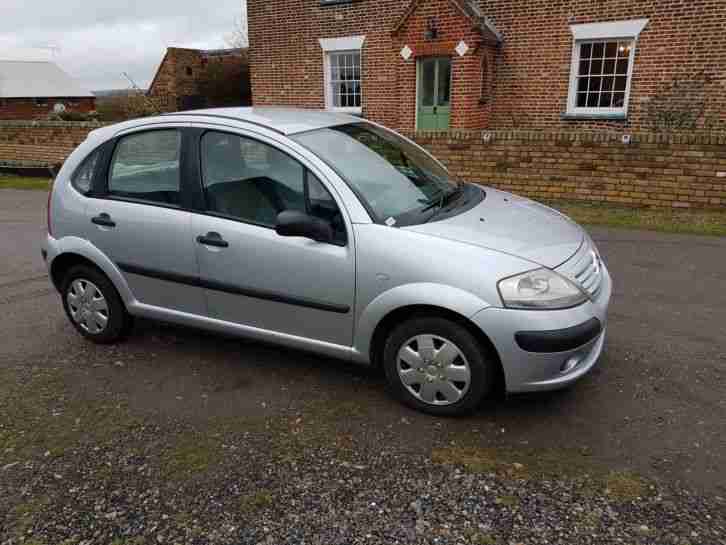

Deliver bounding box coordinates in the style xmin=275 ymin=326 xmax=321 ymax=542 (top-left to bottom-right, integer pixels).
xmin=329 ymin=51 xmax=361 ymax=109
xmin=574 ymin=40 xmax=633 ymax=110
xmin=319 ymin=35 xmax=365 ymax=114
xmin=566 ymin=19 xmax=649 ymax=118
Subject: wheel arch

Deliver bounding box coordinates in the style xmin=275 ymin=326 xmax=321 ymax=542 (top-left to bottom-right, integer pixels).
xmin=354 ymin=283 xmax=506 ymax=393
xmin=47 ymin=237 xmax=135 ymax=307
xmin=368 ymin=304 xmax=506 ymax=395
xmin=50 ymin=252 xmax=101 ymax=291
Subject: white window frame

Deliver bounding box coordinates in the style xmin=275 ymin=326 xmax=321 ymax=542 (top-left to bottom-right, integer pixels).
xmin=566 ymin=19 xmax=649 ymax=118
xmin=319 ymin=35 xmax=365 ymax=114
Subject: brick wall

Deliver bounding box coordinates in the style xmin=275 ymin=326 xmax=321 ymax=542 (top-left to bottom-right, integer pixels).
xmin=394 ymin=0 xmax=495 ymax=131
xmin=148 ymin=48 xmax=251 ymax=112
xmin=248 ymin=0 xmax=726 ymax=132
xmin=0 ymin=120 xmax=723 ymax=210
xmin=411 ymin=130 xmax=726 ymax=209
xmin=480 ymin=0 xmax=726 ymax=131
xmin=0 ymin=121 xmax=102 ymax=166
xmin=147 ymin=48 xmax=197 ymax=112
xmin=0 ymin=98 xmax=96 ymax=121
xmin=249 ymin=0 xmax=404 ymax=128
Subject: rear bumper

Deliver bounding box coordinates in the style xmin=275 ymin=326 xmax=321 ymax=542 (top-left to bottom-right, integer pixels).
xmin=42 ymin=234 xmax=53 ymax=269
xmin=472 ymin=264 xmax=611 ymax=393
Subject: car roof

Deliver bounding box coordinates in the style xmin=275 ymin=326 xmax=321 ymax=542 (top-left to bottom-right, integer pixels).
xmin=162 ymin=107 xmax=360 ymax=135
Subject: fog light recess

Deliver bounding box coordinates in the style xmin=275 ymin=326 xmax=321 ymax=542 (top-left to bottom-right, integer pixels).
xmin=561 ymin=356 xmax=581 ymax=374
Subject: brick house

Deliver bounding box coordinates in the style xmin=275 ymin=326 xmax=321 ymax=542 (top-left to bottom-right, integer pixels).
xmin=248 ymin=0 xmax=726 ymax=132
xmin=148 ymin=47 xmax=252 ymax=112
xmin=0 ymin=53 xmax=95 ymax=120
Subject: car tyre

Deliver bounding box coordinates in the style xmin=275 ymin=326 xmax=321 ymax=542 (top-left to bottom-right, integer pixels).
xmin=382 ymin=316 xmax=494 ymax=416
xmin=61 ymin=264 xmax=131 ymax=344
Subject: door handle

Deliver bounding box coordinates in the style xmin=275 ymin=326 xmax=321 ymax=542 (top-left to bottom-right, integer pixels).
xmin=91 ymin=213 xmax=116 ymax=228
xmin=196 ymin=232 xmax=229 ymax=248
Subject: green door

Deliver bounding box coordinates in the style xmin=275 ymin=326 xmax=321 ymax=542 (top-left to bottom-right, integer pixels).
xmin=417 ymin=57 xmax=451 ymax=131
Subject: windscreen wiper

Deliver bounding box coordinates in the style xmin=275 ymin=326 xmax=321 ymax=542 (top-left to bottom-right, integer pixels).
xmin=420 ymin=188 xmax=448 ymax=212
xmin=422 ymin=182 xmax=466 ymax=221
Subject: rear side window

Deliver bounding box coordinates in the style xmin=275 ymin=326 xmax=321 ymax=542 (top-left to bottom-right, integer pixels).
xmin=108 ymin=130 xmax=182 ymax=206
xmin=71 ymin=149 xmax=100 ymax=195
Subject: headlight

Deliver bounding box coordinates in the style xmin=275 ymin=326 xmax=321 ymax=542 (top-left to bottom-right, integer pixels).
xmin=498 ymin=268 xmax=588 ymax=310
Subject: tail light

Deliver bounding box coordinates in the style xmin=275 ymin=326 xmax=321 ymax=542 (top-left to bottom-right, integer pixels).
xmin=47 ymin=178 xmax=54 ymax=237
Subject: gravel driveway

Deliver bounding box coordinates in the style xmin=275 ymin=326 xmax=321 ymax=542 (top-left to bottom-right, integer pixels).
xmin=1 ymin=189 xmax=724 ymax=544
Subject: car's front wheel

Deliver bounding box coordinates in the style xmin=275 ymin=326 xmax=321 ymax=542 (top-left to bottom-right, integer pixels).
xmin=61 ymin=264 xmax=131 ymax=344
xmin=382 ymin=316 xmax=495 ymax=416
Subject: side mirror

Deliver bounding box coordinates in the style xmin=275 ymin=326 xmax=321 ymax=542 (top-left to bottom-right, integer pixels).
xmin=275 ymin=210 xmax=333 ymax=243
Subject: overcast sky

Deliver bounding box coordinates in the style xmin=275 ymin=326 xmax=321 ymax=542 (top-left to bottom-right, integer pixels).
xmin=0 ymin=0 xmax=246 ymax=91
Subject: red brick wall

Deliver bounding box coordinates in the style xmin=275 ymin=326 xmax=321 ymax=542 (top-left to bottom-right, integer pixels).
xmin=148 ymin=48 xmax=251 ymax=112
xmin=0 ymin=121 xmax=723 ymax=210
xmin=481 ymin=0 xmax=726 ymax=130
xmin=248 ymin=1 xmax=404 ymax=127
xmin=248 ymin=0 xmax=488 ymax=129
xmin=0 ymin=98 xmax=96 ymax=121
xmin=248 ymin=0 xmax=726 ymax=131
xmin=411 ymin=130 xmax=726 ymax=209
xmin=0 ymin=121 xmax=102 ymax=165
xmin=148 ymin=48 xmax=206 ymax=111
xmin=394 ymin=0 xmax=493 ymax=130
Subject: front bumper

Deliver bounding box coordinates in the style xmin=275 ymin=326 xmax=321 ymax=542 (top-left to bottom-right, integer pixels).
xmin=471 ymin=264 xmax=612 ymax=393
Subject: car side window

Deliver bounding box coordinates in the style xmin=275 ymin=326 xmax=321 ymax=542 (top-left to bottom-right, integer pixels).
xmin=71 ymin=149 xmax=100 ymax=195
xmin=307 ymin=173 xmax=347 ymax=245
xmin=108 ymin=130 xmax=182 ymax=206
xmin=201 ymin=131 xmax=306 ymax=226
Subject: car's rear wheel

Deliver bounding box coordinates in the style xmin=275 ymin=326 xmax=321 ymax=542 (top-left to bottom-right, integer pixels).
xmin=61 ymin=264 xmax=131 ymax=344
xmin=382 ymin=316 xmax=494 ymax=416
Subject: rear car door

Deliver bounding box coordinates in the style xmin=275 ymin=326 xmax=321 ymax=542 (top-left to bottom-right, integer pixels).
xmin=86 ymin=127 xmax=206 ymax=315
xmin=191 ymin=128 xmax=355 ymax=347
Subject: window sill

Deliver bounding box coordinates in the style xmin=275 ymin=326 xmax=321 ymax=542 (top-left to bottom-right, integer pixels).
xmin=561 ymin=112 xmax=627 ymax=121
xmin=329 ymin=107 xmax=363 ymax=116
xmin=319 ymin=0 xmax=358 ymax=7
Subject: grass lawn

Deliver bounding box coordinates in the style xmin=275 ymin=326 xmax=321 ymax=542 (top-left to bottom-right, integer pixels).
xmin=548 ymin=200 xmax=726 ymax=237
xmin=0 ymin=176 xmax=52 ymax=190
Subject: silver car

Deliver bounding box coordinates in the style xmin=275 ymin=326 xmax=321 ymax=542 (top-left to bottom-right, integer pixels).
xmin=42 ymin=108 xmax=611 ymax=416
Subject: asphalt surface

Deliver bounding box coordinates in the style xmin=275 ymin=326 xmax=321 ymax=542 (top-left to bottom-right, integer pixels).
xmin=1 ymin=187 xmax=725 ymax=497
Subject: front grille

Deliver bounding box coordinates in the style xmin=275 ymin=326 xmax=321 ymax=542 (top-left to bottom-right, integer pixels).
xmin=557 ymin=238 xmax=603 ymax=297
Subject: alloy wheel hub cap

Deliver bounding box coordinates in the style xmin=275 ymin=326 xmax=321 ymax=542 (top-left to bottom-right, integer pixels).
xmin=396 ymin=334 xmax=471 ymax=406
xmin=67 ymin=278 xmax=109 ymax=334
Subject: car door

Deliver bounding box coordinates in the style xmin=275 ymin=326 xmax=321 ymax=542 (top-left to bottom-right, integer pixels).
xmin=191 ymin=128 xmax=355 ymax=347
xmin=86 ymin=127 xmax=206 ymax=315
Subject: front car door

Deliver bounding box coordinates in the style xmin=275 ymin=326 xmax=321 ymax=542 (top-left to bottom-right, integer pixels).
xmin=191 ymin=128 xmax=356 ymax=348
xmin=417 ymin=57 xmax=452 ymax=131
xmin=86 ymin=127 xmax=206 ymax=315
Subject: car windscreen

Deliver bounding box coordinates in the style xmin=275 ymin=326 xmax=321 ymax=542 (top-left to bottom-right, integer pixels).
xmin=292 ymin=123 xmax=459 ymax=225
